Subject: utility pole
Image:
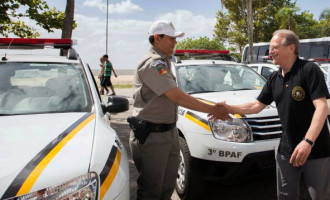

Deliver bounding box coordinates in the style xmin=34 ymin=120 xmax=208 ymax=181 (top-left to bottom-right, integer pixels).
xmin=247 ymin=0 xmax=253 ymax=62
xmin=106 ymin=0 xmax=109 ymax=55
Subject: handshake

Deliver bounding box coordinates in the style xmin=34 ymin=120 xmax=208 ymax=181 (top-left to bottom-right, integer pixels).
xmin=207 ymin=102 xmax=233 ymax=121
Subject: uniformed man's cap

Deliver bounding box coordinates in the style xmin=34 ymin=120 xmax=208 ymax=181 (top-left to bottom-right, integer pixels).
xmin=148 ymin=20 xmax=185 ymax=38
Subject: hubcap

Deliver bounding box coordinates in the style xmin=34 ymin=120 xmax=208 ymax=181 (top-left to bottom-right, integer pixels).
xmin=176 ymin=150 xmax=186 ymax=191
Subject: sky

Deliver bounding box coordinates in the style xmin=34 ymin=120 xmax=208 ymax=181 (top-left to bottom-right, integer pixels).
xmin=17 ymin=0 xmax=330 ymax=70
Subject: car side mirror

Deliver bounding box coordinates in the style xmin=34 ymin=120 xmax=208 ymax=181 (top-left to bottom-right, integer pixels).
xmin=101 ymin=96 xmax=129 ymax=113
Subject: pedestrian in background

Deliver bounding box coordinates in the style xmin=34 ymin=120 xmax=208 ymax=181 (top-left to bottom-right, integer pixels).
xmin=128 ymin=19 xmax=230 ymax=200
xmin=98 ymin=56 xmax=108 ymax=95
xmin=223 ymin=29 xmax=330 ymax=200
xmin=101 ymin=54 xmax=117 ymax=95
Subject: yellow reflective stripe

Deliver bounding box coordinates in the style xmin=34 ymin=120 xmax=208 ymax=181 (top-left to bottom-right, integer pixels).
xmin=198 ymin=98 xmax=243 ymax=119
xmin=235 ymin=114 xmax=242 ymax=118
xmin=17 ymin=113 xmax=96 ymax=195
xmin=185 ymin=113 xmax=211 ymax=131
xmin=100 ymin=150 xmax=122 ymax=199
xmin=197 ymin=99 xmax=215 ymax=105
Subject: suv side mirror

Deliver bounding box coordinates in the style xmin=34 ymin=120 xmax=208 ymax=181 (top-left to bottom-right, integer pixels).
xmin=102 ymin=96 xmax=129 ymax=113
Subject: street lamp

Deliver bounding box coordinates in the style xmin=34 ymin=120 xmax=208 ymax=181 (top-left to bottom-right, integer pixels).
xmin=106 ymin=0 xmax=109 ymax=55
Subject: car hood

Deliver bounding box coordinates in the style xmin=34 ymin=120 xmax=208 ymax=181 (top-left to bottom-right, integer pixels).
xmin=0 ymin=112 xmax=96 ymax=197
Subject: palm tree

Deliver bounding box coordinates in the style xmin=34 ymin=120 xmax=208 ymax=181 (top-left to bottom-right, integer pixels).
xmin=275 ymin=6 xmax=299 ymax=31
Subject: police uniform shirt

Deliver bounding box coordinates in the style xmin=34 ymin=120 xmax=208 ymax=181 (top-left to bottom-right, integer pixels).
xmin=257 ymin=57 xmax=330 ymax=159
xmin=132 ymin=46 xmax=177 ymax=124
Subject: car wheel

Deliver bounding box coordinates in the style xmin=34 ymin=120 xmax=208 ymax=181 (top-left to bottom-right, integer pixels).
xmin=176 ymin=137 xmax=207 ymax=200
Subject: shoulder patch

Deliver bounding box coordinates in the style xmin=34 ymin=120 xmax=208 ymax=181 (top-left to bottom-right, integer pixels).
xmin=156 ymin=64 xmax=168 ymax=75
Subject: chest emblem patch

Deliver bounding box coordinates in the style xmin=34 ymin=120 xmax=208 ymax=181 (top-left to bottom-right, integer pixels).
xmin=292 ymin=86 xmax=305 ymax=101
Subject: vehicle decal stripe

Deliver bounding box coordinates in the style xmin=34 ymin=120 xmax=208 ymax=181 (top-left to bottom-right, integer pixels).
xmin=197 ymin=98 xmax=245 ymax=118
xmin=100 ymin=147 xmax=122 ymax=200
xmin=1 ymin=113 xmax=95 ymax=199
xmin=197 ymin=98 xmax=215 ymax=105
xmin=185 ymin=111 xmax=211 ymax=131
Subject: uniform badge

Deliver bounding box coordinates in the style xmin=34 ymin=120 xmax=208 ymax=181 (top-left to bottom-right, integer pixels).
xmin=292 ymin=86 xmax=305 ymax=101
xmin=156 ymin=64 xmax=168 ymax=75
xmin=152 ymin=60 xmax=168 ymax=75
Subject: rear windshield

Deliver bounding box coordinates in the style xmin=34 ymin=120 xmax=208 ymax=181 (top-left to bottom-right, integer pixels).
xmin=0 ymin=62 xmax=92 ymax=115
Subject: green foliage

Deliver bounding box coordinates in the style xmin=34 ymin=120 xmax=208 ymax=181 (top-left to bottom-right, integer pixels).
xmin=213 ymin=0 xmax=330 ymax=53
xmin=275 ymin=6 xmax=300 ymax=30
xmin=295 ymin=11 xmax=318 ymax=39
xmin=214 ymin=0 xmax=294 ymax=53
xmin=319 ymin=7 xmax=330 ymax=21
xmin=0 ymin=0 xmax=76 ymax=38
xmin=175 ymin=36 xmax=226 ymax=50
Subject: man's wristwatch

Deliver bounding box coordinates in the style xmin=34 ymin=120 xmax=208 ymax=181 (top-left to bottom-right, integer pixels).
xmin=302 ymin=137 xmax=314 ymax=147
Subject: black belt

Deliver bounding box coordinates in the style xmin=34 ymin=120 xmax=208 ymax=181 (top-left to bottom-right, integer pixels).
xmin=146 ymin=121 xmax=176 ymax=132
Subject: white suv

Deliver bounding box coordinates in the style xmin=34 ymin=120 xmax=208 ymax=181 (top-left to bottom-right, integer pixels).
xmin=246 ymin=62 xmax=279 ymax=80
xmin=171 ymin=50 xmax=281 ymax=200
xmin=0 ymin=38 xmax=129 ymax=199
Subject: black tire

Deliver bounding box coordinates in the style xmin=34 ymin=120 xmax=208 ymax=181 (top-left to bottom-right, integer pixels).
xmin=176 ymin=137 xmax=207 ymax=200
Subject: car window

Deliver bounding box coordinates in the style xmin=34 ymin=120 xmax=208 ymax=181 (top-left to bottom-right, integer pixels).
xmin=310 ymin=45 xmax=326 ymax=58
xmin=176 ymin=64 xmax=266 ymax=94
xmin=249 ymin=66 xmax=258 ymax=72
xmin=261 ymin=66 xmax=276 ymax=80
xmin=0 ymin=62 xmax=92 ymax=115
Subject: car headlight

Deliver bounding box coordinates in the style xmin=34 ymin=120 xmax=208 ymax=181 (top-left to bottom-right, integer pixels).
xmin=12 ymin=172 xmax=98 ymax=200
xmin=209 ymin=118 xmax=253 ymax=142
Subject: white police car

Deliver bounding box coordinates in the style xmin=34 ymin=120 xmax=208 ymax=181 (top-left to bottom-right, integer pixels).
xmin=246 ymin=61 xmax=279 ymax=80
xmin=172 ymin=50 xmax=281 ymax=200
xmin=0 ymin=38 xmax=129 ymax=199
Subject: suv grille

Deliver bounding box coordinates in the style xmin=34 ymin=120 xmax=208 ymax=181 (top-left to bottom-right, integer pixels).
xmin=244 ymin=116 xmax=282 ymax=141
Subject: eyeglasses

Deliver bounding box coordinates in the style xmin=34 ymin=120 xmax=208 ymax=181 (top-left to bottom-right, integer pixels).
xmin=269 ymin=44 xmax=291 ymax=51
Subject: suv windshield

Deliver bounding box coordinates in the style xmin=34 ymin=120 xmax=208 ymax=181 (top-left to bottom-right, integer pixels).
xmin=0 ymin=62 xmax=92 ymax=115
xmin=176 ymin=64 xmax=266 ymax=94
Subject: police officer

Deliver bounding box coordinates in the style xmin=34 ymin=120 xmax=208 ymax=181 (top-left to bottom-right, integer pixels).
xmin=129 ymin=20 xmax=230 ymax=200
xmin=224 ymin=29 xmax=330 ymax=199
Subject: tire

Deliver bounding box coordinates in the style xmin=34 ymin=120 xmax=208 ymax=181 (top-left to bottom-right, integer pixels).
xmin=176 ymin=137 xmax=207 ymax=200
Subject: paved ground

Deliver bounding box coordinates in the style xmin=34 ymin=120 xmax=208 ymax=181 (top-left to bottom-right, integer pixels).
xmin=104 ymin=88 xmax=312 ymax=200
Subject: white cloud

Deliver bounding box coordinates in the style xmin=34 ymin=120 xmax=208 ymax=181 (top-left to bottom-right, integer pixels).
xmin=156 ymin=10 xmax=216 ymax=39
xmin=82 ymin=0 xmax=143 ymax=14
xmin=25 ymin=9 xmax=215 ymax=70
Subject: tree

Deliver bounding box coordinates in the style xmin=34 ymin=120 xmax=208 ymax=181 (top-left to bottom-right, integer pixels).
xmin=319 ymin=7 xmax=330 ymax=22
xmin=275 ymin=6 xmax=300 ymax=31
xmin=317 ymin=8 xmax=330 ymax=37
xmin=61 ymin=0 xmax=75 ymax=56
xmin=295 ymin=11 xmax=319 ymax=39
xmin=175 ymin=37 xmax=225 ymax=50
xmin=0 ymin=0 xmax=66 ymax=38
xmin=214 ymin=0 xmax=294 ymax=53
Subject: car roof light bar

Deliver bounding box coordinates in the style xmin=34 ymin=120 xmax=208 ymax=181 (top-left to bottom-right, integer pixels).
xmin=174 ymin=49 xmax=230 ymax=56
xmin=0 ymin=38 xmax=76 ymax=49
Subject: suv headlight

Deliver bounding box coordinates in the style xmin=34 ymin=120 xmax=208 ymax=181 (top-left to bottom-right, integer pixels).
xmin=11 ymin=172 xmax=98 ymax=200
xmin=209 ymin=118 xmax=253 ymax=142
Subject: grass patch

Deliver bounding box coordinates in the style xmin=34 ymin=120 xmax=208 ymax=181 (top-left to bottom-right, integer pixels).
xmin=114 ymin=83 xmax=133 ymax=88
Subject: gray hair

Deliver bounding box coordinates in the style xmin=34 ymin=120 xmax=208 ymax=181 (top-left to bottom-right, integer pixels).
xmin=273 ymin=29 xmax=299 ymax=55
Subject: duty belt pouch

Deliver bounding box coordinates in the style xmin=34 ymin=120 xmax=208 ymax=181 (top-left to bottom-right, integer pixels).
xmin=127 ymin=116 xmax=149 ymax=144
